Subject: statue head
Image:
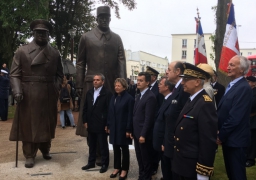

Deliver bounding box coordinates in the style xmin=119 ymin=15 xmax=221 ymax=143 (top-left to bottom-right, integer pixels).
xmin=30 ymin=19 xmax=52 ymax=46
xmin=96 ymin=6 xmax=111 ymax=32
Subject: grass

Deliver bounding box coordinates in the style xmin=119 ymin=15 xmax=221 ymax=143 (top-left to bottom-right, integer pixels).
xmin=8 ymin=105 xmax=16 ymax=120
xmin=212 ymin=146 xmax=256 ymax=179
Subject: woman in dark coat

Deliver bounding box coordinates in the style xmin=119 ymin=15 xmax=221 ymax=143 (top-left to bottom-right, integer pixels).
xmin=107 ymin=78 xmax=134 ymax=180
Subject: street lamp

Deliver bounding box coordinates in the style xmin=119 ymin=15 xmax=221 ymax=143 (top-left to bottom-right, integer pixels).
xmin=68 ymin=29 xmax=76 ymax=62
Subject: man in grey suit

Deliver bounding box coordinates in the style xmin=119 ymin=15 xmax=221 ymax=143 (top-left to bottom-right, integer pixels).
xmin=131 ymin=72 xmax=157 ymax=180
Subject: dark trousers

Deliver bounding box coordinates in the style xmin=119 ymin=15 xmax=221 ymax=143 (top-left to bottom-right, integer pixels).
xmin=134 ymin=137 xmax=152 ymax=180
xmin=222 ymin=145 xmax=247 ymax=180
xmin=161 ymin=154 xmax=179 ymax=180
xmin=178 ymin=176 xmax=196 ymax=180
xmin=247 ymin=129 xmax=256 ymax=163
xmin=88 ymin=132 xmax=109 ymax=166
xmin=151 ymin=148 xmax=160 ymax=172
xmin=113 ymin=145 xmax=130 ymax=170
xmin=0 ymin=98 xmax=8 ymax=120
xmin=22 ymin=141 xmax=51 ymax=158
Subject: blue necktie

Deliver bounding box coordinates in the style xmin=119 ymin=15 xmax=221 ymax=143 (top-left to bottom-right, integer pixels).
xmin=224 ymin=83 xmax=231 ymax=95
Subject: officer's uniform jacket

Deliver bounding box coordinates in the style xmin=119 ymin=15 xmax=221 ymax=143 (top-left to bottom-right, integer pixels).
xmin=172 ymin=89 xmax=218 ymax=178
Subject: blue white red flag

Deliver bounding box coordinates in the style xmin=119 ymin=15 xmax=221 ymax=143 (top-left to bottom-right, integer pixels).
xmin=194 ymin=18 xmax=207 ymax=65
xmin=219 ymin=2 xmax=240 ymax=73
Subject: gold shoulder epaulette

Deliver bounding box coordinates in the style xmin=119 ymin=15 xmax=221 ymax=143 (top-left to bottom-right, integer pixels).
xmin=203 ymin=95 xmax=212 ymax=102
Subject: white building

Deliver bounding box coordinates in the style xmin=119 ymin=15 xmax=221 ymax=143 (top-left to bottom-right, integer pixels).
xmin=125 ymin=50 xmax=169 ymax=81
xmin=171 ymin=33 xmax=216 ymax=69
xmin=240 ymin=48 xmax=256 ymax=57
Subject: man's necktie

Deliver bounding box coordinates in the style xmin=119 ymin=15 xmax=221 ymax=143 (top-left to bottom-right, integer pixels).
xmin=162 ymin=99 xmax=166 ymax=105
xmin=224 ymin=83 xmax=231 ymax=95
xmin=135 ymin=93 xmax=141 ymax=105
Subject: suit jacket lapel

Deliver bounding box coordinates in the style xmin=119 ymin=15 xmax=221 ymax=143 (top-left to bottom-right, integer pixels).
xmin=133 ymin=89 xmax=150 ymax=114
xmin=218 ymin=78 xmax=244 ymax=108
xmin=175 ymin=90 xmax=203 ymax=128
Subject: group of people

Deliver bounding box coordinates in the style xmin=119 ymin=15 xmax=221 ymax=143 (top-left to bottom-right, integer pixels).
xmin=5 ymin=4 xmax=256 ymax=180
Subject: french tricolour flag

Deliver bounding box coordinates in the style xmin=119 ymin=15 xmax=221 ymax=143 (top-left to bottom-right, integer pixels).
xmin=194 ymin=18 xmax=207 ymax=65
xmin=219 ymin=2 xmax=240 ymax=73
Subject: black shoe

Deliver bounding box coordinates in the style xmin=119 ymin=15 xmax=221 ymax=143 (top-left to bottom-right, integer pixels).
xmin=96 ymin=162 xmax=102 ymax=166
xmin=62 ymin=126 xmax=65 ymax=129
xmin=119 ymin=170 xmax=128 ymax=180
xmin=110 ymin=169 xmax=120 ymax=178
xmin=43 ymin=153 xmax=52 ymax=160
xmin=72 ymin=125 xmax=76 ymax=128
xmin=81 ymin=164 xmax=95 ymax=170
xmin=100 ymin=165 xmax=108 ymax=173
xmin=246 ymin=161 xmax=255 ymax=167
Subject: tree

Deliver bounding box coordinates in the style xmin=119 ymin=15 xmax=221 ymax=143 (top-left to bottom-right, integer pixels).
xmin=214 ymin=0 xmax=230 ymax=85
xmin=0 ymin=0 xmax=49 ymax=67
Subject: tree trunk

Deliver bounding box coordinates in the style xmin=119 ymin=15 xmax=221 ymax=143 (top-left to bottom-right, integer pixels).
xmin=215 ymin=0 xmax=230 ymax=86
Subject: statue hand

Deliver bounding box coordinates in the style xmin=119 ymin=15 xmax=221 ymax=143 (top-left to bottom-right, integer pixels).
xmin=76 ymin=88 xmax=83 ymax=98
xmin=14 ymin=93 xmax=23 ymax=103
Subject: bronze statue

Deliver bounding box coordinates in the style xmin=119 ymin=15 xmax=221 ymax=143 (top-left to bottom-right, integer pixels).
xmin=76 ymin=6 xmax=127 ymax=137
xmin=9 ymin=19 xmax=64 ymax=168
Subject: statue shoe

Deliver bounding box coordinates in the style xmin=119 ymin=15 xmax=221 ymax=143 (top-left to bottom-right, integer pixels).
xmin=43 ymin=153 xmax=52 ymax=160
xmin=25 ymin=158 xmax=35 ymax=168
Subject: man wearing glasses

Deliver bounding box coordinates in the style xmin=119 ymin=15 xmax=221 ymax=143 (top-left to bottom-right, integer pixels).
xmin=172 ymin=63 xmax=218 ymax=180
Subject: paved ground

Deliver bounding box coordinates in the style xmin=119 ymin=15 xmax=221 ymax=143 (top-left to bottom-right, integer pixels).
xmin=0 ymin=110 xmax=162 ymax=180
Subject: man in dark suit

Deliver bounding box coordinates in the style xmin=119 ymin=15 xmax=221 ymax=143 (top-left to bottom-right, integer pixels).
xmin=131 ymin=72 xmax=157 ymax=180
xmin=172 ymin=63 xmax=218 ymax=180
xmin=81 ymin=73 xmax=112 ymax=173
xmin=217 ymin=55 xmax=252 ymax=180
xmin=211 ymin=70 xmax=225 ymax=106
xmin=152 ymin=77 xmax=175 ymax=179
xmin=245 ymin=76 xmax=256 ymax=167
xmin=163 ymin=61 xmax=190 ymax=179
xmin=145 ymin=66 xmax=164 ymax=175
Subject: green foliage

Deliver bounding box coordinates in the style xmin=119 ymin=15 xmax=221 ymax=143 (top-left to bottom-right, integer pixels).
xmin=0 ymin=0 xmax=137 ymax=65
xmin=0 ymin=0 xmax=49 ymax=67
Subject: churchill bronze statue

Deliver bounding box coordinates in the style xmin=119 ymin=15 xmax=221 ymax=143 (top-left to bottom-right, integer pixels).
xmin=76 ymin=6 xmax=127 ymax=137
xmin=9 ymin=19 xmax=63 ymax=168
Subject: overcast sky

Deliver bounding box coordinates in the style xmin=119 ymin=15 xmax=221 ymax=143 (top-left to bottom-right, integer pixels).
xmin=95 ymin=0 xmax=256 ymax=61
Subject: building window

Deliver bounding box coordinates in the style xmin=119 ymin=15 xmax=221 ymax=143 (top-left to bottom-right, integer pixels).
xmin=182 ymin=39 xmax=187 ymax=48
xmin=152 ymin=63 xmax=156 ymax=67
xmin=146 ymin=61 xmax=151 ymax=66
xmin=141 ymin=60 xmax=145 ymax=65
xmin=194 ymin=39 xmax=196 ymax=48
xmin=157 ymin=64 xmax=160 ymax=68
xmin=182 ymin=51 xmax=187 ymax=59
xmin=248 ymin=52 xmax=252 ymax=55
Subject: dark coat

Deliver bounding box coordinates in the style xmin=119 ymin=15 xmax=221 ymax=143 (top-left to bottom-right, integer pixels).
xmin=218 ymin=77 xmax=252 ymax=147
xmin=107 ymin=91 xmax=134 ymax=145
xmin=153 ymin=94 xmax=173 ymax=152
xmin=213 ymin=81 xmax=225 ymax=106
xmin=9 ymin=40 xmax=63 ymax=142
xmin=0 ymin=74 xmax=9 ymax=99
xmin=164 ymin=83 xmax=190 ymax=158
xmin=250 ymin=87 xmax=256 ymax=129
xmin=76 ymin=26 xmax=127 ymax=137
xmin=172 ymin=90 xmax=218 ymax=178
xmin=127 ymin=84 xmax=136 ymax=98
xmin=83 ymin=86 xmax=112 ymax=133
xmin=132 ymin=89 xmax=156 ymax=140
